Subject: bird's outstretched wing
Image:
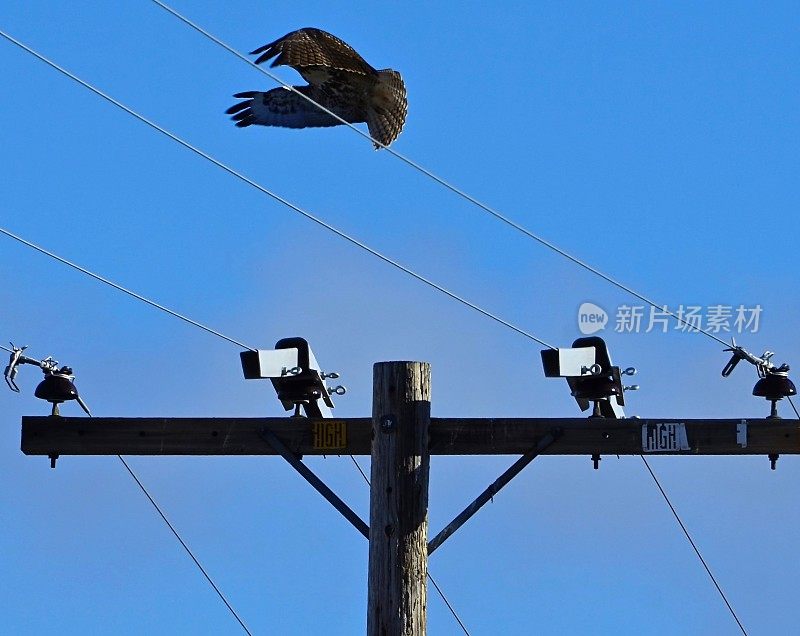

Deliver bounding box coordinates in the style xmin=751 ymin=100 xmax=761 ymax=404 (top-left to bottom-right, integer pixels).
xmin=226 ymin=87 xmax=362 ymax=129
xmin=250 ymin=28 xmax=375 ymax=79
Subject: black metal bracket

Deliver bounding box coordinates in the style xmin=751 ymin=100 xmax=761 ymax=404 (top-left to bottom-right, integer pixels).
xmin=258 ymin=426 xmax=369 ymax=539
xmin=427 ymin=429 xmax=562 ymax=555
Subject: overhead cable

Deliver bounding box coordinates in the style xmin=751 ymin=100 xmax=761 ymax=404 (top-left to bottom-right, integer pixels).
xmin=0 ymin=227 xmax=254 ymax=351
xmin=118 ymin=455 xmax=255 ymax=636
xmin=640 ymin=456 xmax=748 ymax=636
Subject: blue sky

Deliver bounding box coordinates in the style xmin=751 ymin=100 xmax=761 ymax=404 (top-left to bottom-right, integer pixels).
xmin=1 ymin=1 xmax=798 ymax=633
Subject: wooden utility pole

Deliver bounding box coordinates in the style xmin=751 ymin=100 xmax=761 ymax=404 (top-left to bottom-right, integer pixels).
xmin=368 ymin=361 xmax=431 ymax=636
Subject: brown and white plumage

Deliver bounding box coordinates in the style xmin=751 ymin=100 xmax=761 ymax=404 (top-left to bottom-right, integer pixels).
xmin=226 ymin=28 xmax=407 ymax=149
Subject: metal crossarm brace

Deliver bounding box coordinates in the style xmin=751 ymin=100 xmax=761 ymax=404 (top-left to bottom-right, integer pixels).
xmin=258 ymin=426 xmax=369 ymax=539
xmin=428 ymin=429 xmax=562 ymax=555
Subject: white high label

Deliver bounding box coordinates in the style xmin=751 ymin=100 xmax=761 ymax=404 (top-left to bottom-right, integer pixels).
xmin=642 ymin=422 xmax=690 ymax=452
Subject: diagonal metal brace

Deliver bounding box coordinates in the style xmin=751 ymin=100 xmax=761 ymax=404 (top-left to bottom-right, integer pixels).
xmin=428 ymin=429 xmax=562 ymax=555
xmin=259 ymin=426 xmax=369 ymax=539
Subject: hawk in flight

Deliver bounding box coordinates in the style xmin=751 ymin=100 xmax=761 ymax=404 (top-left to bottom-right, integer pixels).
xmin=227 ymin=28 xmax=407 ymax=149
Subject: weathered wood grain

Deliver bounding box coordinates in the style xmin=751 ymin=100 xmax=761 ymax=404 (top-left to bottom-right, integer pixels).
xmin=367 ymin=362 xmax=430 ymax=636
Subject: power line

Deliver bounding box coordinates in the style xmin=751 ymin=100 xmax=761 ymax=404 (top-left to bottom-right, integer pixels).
xmin=117 ymin=455 xmax=254 ymax=636
xmin=0 ymin=227 xmax=254 ymax=351
xmin=639 ymin=455 xmax=748 ymax=636
xmin=427 ymin=574 xmax=473 ymax=636
xmin=147 ymin=0 xmax=732 ymax=350
xmin=349 ymin=455 xmax=370 ymax=487
xmin=788 ymin=395 xmax=800 ymax=419
xmin=0 ymin=29 xmax=554 ymax=351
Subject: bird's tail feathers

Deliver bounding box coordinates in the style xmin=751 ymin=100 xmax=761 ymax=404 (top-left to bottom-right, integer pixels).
xmin=367 ymin=70 xmax=408 ymax=149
